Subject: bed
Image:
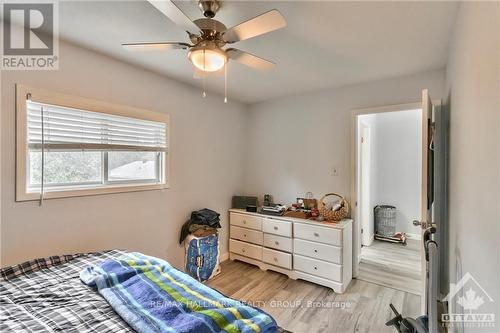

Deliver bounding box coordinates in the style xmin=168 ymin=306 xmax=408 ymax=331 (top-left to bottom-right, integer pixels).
xmin=0 ymin=250 xmax=289 ymax=333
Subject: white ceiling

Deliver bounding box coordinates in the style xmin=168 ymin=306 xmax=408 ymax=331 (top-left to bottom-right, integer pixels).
xmin=57 ymin=1 xmax=458 ymax=104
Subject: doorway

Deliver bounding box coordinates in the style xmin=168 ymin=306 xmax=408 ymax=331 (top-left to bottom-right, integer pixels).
xmin=355 ymin=106 xmax=423 ymax=295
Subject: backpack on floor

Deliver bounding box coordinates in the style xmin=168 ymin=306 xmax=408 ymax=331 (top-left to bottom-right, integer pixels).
xmin=184 ymin=233 xmax=221 ymax=282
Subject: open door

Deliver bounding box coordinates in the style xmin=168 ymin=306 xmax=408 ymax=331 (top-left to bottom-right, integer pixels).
xmin=351 ymin=97 xmax=439 ymax=317
xmin=414 ymin=89 xmax=435 ymax=314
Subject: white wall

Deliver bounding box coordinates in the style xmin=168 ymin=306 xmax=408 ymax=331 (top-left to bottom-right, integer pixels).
xmin=243 ymin=70 xmax=444 ymax=206
xmin=359 ymin=110 xmax=422 ymax=239
xmin=0 ymin=40 xmax=248 ymax=268
xmin=0 ymin=42 xmax=445 ymax=272
xmin=445 ymin=2 xmax=500 ymax=330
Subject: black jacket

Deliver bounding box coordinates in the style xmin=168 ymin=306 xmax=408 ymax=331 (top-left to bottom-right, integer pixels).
xmin=179 ymin=208 xmax=221 ymax=244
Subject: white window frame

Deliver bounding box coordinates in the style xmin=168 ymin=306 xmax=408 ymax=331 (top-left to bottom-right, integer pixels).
xmin=16 ymin=84 xmax=170 ymax=201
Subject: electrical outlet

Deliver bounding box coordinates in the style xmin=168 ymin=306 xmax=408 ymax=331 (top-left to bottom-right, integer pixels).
xmin=333 ymin=167 xmax=339 ymax=176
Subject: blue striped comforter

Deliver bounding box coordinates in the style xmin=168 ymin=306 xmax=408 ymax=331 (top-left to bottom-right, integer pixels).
xmin=80 ymin=252 xmax=277 ymax=333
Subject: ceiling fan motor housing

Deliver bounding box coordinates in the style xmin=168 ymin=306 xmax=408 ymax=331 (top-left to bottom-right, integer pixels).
xmin=192 ymin=18 xmax=227 ymax=47
xmin=198 ymin=0 xmax=220 ymax=18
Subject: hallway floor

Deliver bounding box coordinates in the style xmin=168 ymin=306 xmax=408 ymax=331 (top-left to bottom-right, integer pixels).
xmin=358 ymin=239 xmax=421 ymax=295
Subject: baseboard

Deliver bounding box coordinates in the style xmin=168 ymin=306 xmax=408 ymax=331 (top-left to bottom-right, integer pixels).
xmin=219 ymin=252 xmax=229 ymax=262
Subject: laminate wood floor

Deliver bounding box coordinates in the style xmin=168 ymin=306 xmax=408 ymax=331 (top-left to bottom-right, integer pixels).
xmin=206 ymin=259 xmax=421 ymax=333
xmin=358 ymin=240 xmax=422 ymax=295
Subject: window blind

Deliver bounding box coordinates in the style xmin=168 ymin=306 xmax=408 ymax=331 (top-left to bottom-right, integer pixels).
xmin=27 ymin=101 xmax=167 ymax=151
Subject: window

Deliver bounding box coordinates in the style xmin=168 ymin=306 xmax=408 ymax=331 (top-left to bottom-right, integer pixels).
xmin=16 ymin=85 xmax=170 ymax=201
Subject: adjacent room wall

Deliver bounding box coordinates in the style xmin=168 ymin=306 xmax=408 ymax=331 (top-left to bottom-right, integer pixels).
xmin=445 ymin=2 xmax=500 ymax=329
xmin=0 ymin=40 xmax=248 ymax=268
xmin=243 ymin=69 xmax=444 ymax=206
xmin=359 ymin=109 xmax=422 ymax=240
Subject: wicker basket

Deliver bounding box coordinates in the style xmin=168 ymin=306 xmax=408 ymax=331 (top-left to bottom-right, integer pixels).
xmin=318 ymin=193 xmax=349 ymax=221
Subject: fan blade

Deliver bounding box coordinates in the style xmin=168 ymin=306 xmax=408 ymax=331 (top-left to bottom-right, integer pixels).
xmin=223 ymin=9 xmax=286 ymax=43
xmin=226 ymin=48 xmax=276 ymax=71
xmin=147 ymin=0 xmax=201 ymax=35
xmin=122 ymin=42 xmax=190 ymax=51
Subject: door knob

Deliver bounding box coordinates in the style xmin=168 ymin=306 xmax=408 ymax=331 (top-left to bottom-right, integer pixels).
xmin=413 ymin=220 xmax=437 ymax=229
xmin=413 ymin=220 xmax=427 ymax=228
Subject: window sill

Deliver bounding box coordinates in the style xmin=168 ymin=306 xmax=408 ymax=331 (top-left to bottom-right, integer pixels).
xmin=16 ymin=182 xmax=170 ymax=202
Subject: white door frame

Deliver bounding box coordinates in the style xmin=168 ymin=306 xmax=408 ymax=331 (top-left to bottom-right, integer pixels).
xmin=350 ymin=101 xmax=421 ymax=277
xmin=359 ymin=123 xmax=373 ymax=246
xmin=351 ymin=100 xmax=441 ymax=312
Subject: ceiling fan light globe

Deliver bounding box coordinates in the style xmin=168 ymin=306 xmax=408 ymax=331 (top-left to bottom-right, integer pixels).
xmin=188 ymin=48 xmax=227 ymax=72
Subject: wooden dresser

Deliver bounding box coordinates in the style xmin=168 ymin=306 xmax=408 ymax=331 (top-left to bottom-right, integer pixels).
xmin=229 ymin=209 xmax=353 ymax=293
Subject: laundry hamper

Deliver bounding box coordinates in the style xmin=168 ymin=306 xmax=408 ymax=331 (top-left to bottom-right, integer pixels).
xmin=374 ymin=205 xmax=397 ymax=237
xmin=184 ymin=233 xmax=221 ymax=282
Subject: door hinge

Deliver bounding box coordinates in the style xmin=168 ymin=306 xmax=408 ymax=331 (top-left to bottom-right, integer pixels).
xmin=361 ymin=228 xmax=364 ymax=234
xmin=361 ymin=137 xmax=364 ymax=143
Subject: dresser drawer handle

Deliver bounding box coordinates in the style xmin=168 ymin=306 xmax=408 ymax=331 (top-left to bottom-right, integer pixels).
xmin=314 ymin=266 xmax=318 ymax=270
xmin=313 ymin=232 xmax=320 ymax=237
xmin=243 ymin=234 xmax=247 ymax=237
xmin=273 ymin=257 xmax=278 ymax=262
xmin=314 ymin=249 xmax=318 ymax=253
xmin=275 ymin=241 xmax=280 ymax=246
xmin=242 ymin=249 xmax=246 ymax=253
xmin=274 ymin=226 xmax=278 ymax=230
xmin=243 ymin=220 xmax=247 ymax=224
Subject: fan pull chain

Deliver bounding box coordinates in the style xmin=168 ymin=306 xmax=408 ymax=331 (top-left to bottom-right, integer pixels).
xmin=224 ymin=62 xmax=227 ymax=103
xmin=202 ymin=49 xmax=206 ymax=98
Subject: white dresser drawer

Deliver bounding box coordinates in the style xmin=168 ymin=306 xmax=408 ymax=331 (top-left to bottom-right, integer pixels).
xmin=230 ymin=226 xmax=263 ymax=245
xmin=230 ymin=239 xmax=262 ymax=260
xmin=263 ymin=248 xmax=292 ymax=269
xmin=294 ymin=223 xmax=342 ymax=246
xmin=293 ymin=254 xmax=342 ymax=282
xmin=294 ymin=238 xmax=342 ymax=264
xmin=264 ymin=234 xmax=293 ymax=253
xmin=262 ymin=218 xmax=292 ymax=237
xmin=230 ymin=213 xmax=262 ymax=231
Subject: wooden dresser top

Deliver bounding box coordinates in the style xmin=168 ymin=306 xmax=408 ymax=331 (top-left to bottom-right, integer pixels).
xmin=229 ymin=209 xmax=352 ymax=230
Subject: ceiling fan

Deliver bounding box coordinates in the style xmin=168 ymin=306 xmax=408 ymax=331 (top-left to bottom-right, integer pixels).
xmin=122 ymin=0 xmax=286 ymax=100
